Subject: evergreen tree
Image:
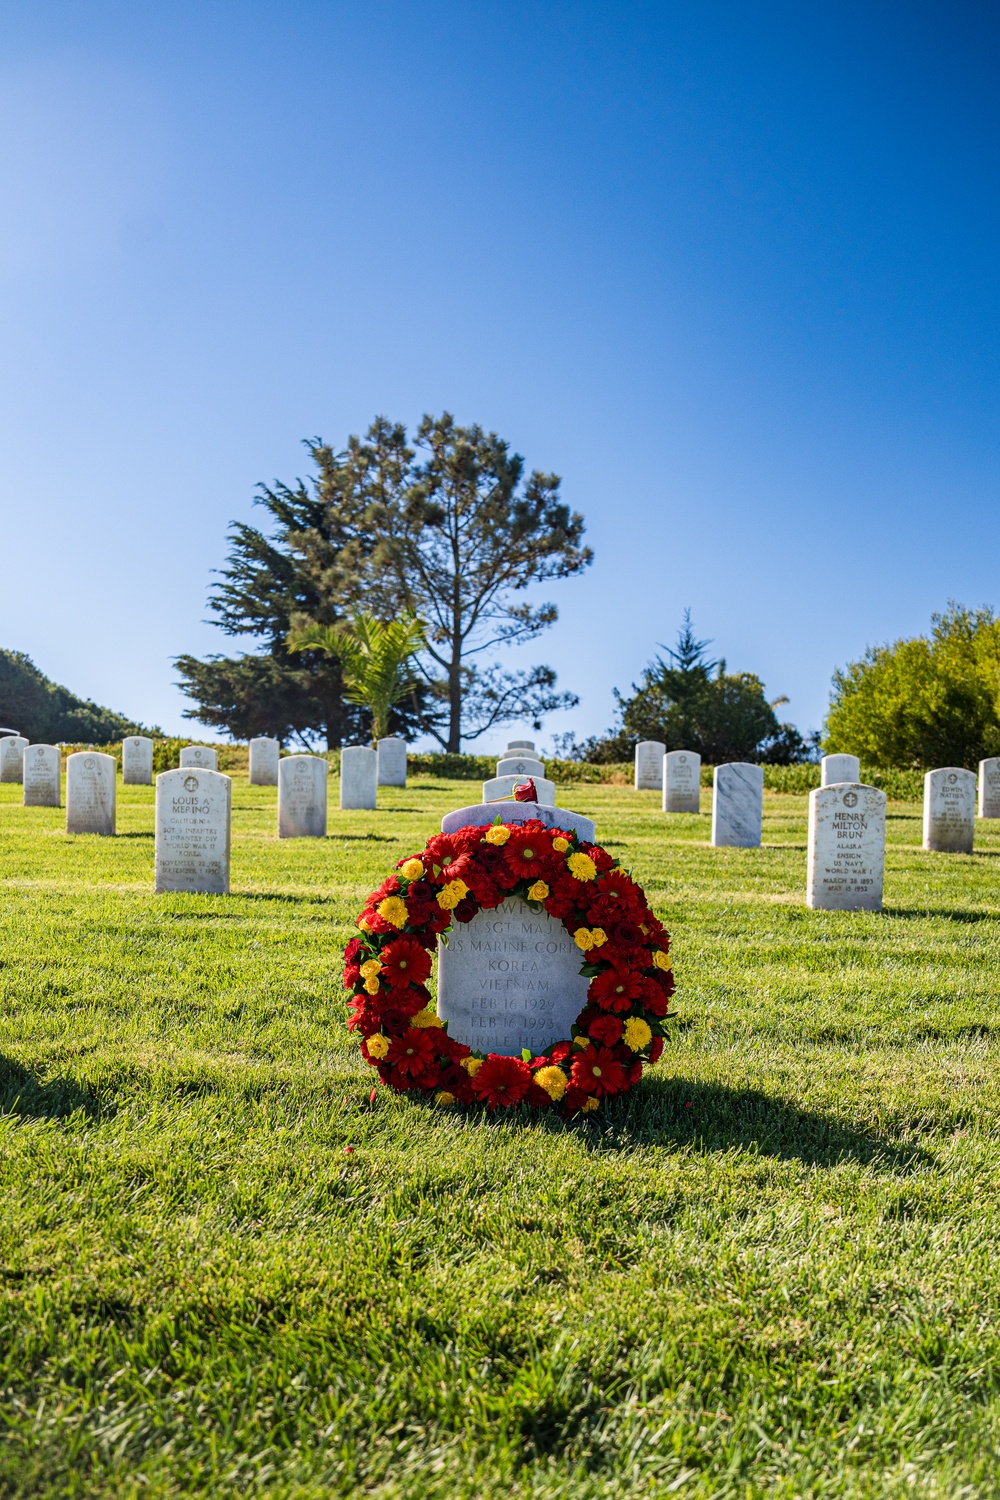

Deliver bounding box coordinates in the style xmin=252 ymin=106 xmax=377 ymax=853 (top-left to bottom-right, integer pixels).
xmin=0 ymin=650 xmax=156 ymax=742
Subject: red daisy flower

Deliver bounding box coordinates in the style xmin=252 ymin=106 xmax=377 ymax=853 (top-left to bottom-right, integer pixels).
xmin=589 ymin=968 xmax=644 ymax=1012
xmin=379 ymin=938 xmax=432 ymax=990
xmin=570 ymin=1045 xmax=626 ymax=1098
xmin=503 ymin=827 xmax=554 ymax=881
xmin=594 ymin=869 xmax=645 ymax=914
xmin=386 ymin=1028 xmax=438 ymax=1079
xmin=471 ymin=1054 xmax=532 ymax=1109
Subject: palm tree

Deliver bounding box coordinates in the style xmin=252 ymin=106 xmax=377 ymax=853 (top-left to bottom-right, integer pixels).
xmin=286 ymin=612 xmax=425 ymax=746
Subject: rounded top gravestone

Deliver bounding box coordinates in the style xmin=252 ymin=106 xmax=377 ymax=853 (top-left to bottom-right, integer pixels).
xmin=122 ymin=736 xmax=154 ymax=786
xmin=66 ymin=751 xmax=116 ymax=835
xmin=278 ymin=754 xmax=327 ymax=838
xmin=23 ymin=744 xmax=61 ymax=807
xmin=0 ymin=735 xmax=28 ymax=783
xmin=634 ymin=740 xmax=666 ymax=791
xmin=180 ymin=745 xmax=219 ymax=772
xmin=249 ymin=737 xmax=280 ymax=786
xmin=923 ymin=768 xmax=976 ymax=853
xmin=807 ymin=782 xmax=886 ymax=911
xmin=154 ymin=768 xmax=232 ymax=894
xmin=663 ymin=750 xmax=701 ymax=814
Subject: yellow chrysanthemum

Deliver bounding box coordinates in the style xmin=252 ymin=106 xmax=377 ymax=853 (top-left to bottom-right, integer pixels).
xmin=366 ymin=1033 xmax=389 ymax=1059
xmin=552 ymin=836 xmax=570 ymax=852
xmin=485 ymin=825 xmax=510 ymax=846
xmin=461 ymin=1057 xmax=483 ymax=1076
xmin=623 ymin=1017 xmax=652 ymax=1051
xmin=527 ymin=880 xmax=549 ymax=902
xmin=435 ymin=1091 xmax=456 ymax=1106
xmin=573 ymin=928 xmax=595 ymax=952
xmin=411 ymin=1007 xmax=443 ymax=1028
xmin=399 ymin=857 xmax=424 ymax=880
xmin=590 ymin=927 xmax=607 ymax=947
xmin=533 ymin=1065 xmax=567 ymax=1100
xmin=359 ymin=958 xmax=381 ymax=979
xmin=581 ymin=1095 xmax=600 ymax=1112
xmin=652 ymin=949 xmax=672 ymax=972
xmin=436 ymin=878 xmax=469 ymax=910
xmin=377 ymin=896 xmax=408 ymax=928
xmin=567 ymin=852 xmax=597 ymax=882
xmin=363 ymin=975 xmax=380 ymax=994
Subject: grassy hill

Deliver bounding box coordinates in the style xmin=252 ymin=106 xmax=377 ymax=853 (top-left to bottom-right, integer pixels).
xmin=1 ymin=778 xmax=999 ymax=1497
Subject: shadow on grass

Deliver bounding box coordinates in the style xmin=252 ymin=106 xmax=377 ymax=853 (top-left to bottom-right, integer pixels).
xmin=885 ymin=906 xmax=1000 ymax=923
xmin=0 ymin=1055 xmax=110 ymax=1122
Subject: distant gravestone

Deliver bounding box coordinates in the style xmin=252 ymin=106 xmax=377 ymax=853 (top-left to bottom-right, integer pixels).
xmin=496 ymin=754 xmax=546 ymax=779
xmin=923 ymin=768 xmax=976 ymax=853
xmin=23 ymin=744 xmax=60 ymax=807
xmin=634 ymin=740 xmax=666 ymax=791
xmin=377 ymin=736 xmax=407 ymax=787
xmin=807 ymin=782 xmax=886 ymax=911
xmin=0 ymin=735 xmax=28 ymax=783
xmin=278 ymin=754 xmax=327 ymax=837
xmin=180 ymin=745 xmax=219 ymax=772
xmin=506 ymin=740 xmax=535 ymax=752
xmin=663 ymin=750 xmax=701 ymax=813
xmin=154 ymin=768 xmax=231 ymax=894
xmin=711 ymin=763 xmax=763 ymax=848
xmin=340 ymin=746 xmax=377 ymax=810
xmin=249 ymin=737 xmax=280 ymax=786
xmin=482 ymin=774 xmax=557 ymax=806
xmin=66 ymin=752 xmax=116 ymax=835
xmin=122 ymin=736 xmax=154 ymax=785
xmin=821 ymin=754 xmax=861 ymax=787
xmin=978 ymin=758 xmax=1000 ymax=819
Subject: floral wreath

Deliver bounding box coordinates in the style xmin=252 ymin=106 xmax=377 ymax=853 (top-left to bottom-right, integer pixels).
xmin=343 ymin=817 xmax=674 ymax=1114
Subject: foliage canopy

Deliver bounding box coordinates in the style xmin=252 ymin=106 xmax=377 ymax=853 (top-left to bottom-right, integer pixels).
xmin=0 ymin=650 xmax=156 ymax=742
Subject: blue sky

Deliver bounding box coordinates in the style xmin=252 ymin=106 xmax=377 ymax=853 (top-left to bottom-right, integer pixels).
xmin=1 ymin=1 xmax=997 ymax=749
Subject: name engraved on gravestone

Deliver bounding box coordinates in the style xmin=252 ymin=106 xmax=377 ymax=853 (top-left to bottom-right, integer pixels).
xmin=340 ymin=746 xmax=377 ymax=810
xmin=66 ymin=752 xmax=116 ymax=835
xmin=979 ymin=758 xmax=1000 ymax=819
xmin=634 ymin=740 xmax=666 ymax=791
xmin=23 ymin=744 xmax=61 ymax=807
xmin=179 ymin=745 xmax=219 ymax=771
xmin=807 ymin=783 xmax=886 ymax=911
xmin=482 ymin=775 xmax=557 ymax=806
xmin=821 ymin=754 xmax=861 ymax=787
xmin=923 ymin=768 xmax=976 ymax=853
xmin=122 ymin=736 xmax=154 ymax=785
xmin=711 ymin=763 xmax=763 ymax=848
xmin=0 ymin=735 xmax=28 ymax=783
xmin=496 ymin=755 xmax=546 ymax=779
xmin=437 ymin=897 xmax=590 ymax=1055
xmin=154 ymin=769 xmax=231 ymax=894
xmin=249 ymin=737 xmax=280 ymax=786
xmin=377 ymin=737 xmax=407 ymax=787
xmin=278 ymin=754 xmax=327 ymax=838
xmin=663 ymin=750 xmax=701 ymax=813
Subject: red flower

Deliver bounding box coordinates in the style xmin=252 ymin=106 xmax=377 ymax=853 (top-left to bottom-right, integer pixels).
xmin=453 ymin=896 xmax=479 ymax=923
xmin=648 ymin=1036 xmax=664 ymax=1063
xmin=503 ymin=826 xmax=554 ymax=881
xmin=513 ymin=779 xmax=538 ymax=802
xmin=344 ymin=938 xmax=363 ymax=964
xmin=386 ymin=1028 xmax=438 ymax=1079
xmin=594 ymin=869 xmax=645 ymax=915
xmin=570 ymin=1045 xmax=626 ymax=1098
xmin=380 ymin=938 xmax=432 ymax=990
xmin=371 ymin=874 xmax=402 ymax=902
xmin=588 ymin=1013 xmax=623 ymax=1047
xmin=581 ymin=843 xmax=615 ymax=873
xmin=548 ymin=1040 xmax=572 ymax=1064
xmin=589 ymin=968 xmax=643 ymax=1011
xmin=561 ymin=1083 xmax=590 ymax=1113
xmin=471 ymin=1054 xmax=532 ymax=1109
xmin=608 ymin=918 xmax=643 ymax=949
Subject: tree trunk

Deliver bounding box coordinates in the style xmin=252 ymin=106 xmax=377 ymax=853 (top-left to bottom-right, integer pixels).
xmin=447 ymin=658 xmax=462 ymax=752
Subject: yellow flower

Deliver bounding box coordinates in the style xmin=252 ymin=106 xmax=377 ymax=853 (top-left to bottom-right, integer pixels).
xmin=359 ymin=958 xmax=381 ymax=979
xmin=461 ymin=1057 xmax=483 ymax=1076
xmin=377 ymin=896 xmax=408 ymax=929
xmin=367 ymin=1033 xmax=389 ymax=1059
xmin=399 ymin=857 xmax=424 ymax=880
xmin=527 ymin=880 xmax=549 ymax=902
xmin=435 ymin=1091 xmax=456 ymax=1106
xmin=573 ymin=928 xmax=595 ymax=952
xmin=590 ymin=928 xmax=607 ymax=947
xmin=552 ymin=836 xmax=570 ymax=852
xmin=581 ymin=1095 xmax=600 ymax=1112
xmin=485 ymin=825 xmax=510 ymax=846
xmin=411 ymin=1007 xmax=443 ymax=1028
xmin=357 ymin=916 xmax=372 ymax=932
xmin=640 ymin=923 xmax=649 ymax=935
xmin=363 ymin=975 xmax=380 ymax=994
xmin=533 ymin=1065 xmax=567 ymax=1100
xmin=652 ymin=949 xmax=672 ymax=972
xmin=623 ymin=1017 xmax=652 ymax=1051
xmin=573 ymin=1034 xmax=591 ymax=1049
xmin=567 ymin=852 xmax=597 ymax=882
xmin=436 ymin=878 xmax=469 ymax=910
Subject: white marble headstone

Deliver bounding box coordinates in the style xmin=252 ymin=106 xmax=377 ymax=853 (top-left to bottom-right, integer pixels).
xmin=807 ymin=783 xmax=886 ymax=911
xmin=377 ymin=736 xmax=407 ymax=787
xmin=496 ymin=755 xmax=546 ymax=779
xmin=278 ymin=754 xmax=327 ymax=837
xmin=441 ymin=801 xmax=595 ymax=843
xmin=249 ymin=737 xmax=280 ymax=786
xmin=482 ymin=775 xmax=556 ymax=807
xmin=634 ymin=740 xmax=666 ymax=791
xmin=122 ymin=736 xmax=154 ymax=785
xmin=978 ymin=758 xmax=1000 ymax=819
xmin=663 ymin=750 xmax=701 ymax=813
xmin=821 ymin=754 xmax=861 ymax=787
xmin=23 ymin=745 xmax=60 ymax=807
xmin=340 ymin=746 xmax=377 ymax=810
xmin=923 ymin=768 xmax=976 ymax=853
xmin=506 ymin=740 xmax=536 ymax=752
xmin=180 ymin=745 xmax=219 ymax=772
xmin=0 ymin=735 xmax=28 ymax=783
xmin=155 ymin=768 xmax=231 ymax=894
xmin=711 ymin=763 xmax=763 ymax=848
xmin=66 ymin=752 xmax=116 ymax=835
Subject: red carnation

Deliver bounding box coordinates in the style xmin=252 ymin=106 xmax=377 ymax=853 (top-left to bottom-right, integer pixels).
xmin=344 ymin=938 xmax=363 ymax=964
xmin=561 ymin=1083 xmax=590 ymax=1113
xmin=589 ymin=967 xmax=644 ymax=1012
xmin=588 ymin=1013 xmax=624 ymax=1046
xmin=581 ymin=843 xmax=615 ymax=873
xmin=648 ymin=1036 xmax=664 ymax=1063
xmin=570 ymin=1044 xmax=626 ymax=1098
xmin=380 ymin=938 xmax=432 ymax=990
xmin=548 ymin=1040 xmax=572 ymax=1064
xmin=386 ymin=1028 xmax=438 ymax=1079
xmin=471 ymin=1054 xmax=532 ymax=1109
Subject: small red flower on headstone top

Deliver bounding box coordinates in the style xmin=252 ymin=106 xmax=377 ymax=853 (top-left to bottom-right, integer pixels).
xmin=513 ymin=778 xmax=538 ymax=802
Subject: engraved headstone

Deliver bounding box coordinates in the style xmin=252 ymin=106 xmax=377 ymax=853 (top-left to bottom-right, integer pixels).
xmin=822 ymin=754 xmax=861 ymax=787
xmin=122 ymin=736 xmax=154 ymax=785
xmin=807 ymin=783 xmax=886 ymax=911
xmin=711 ymin=763 xmax=763 ymax=848
xmin=923 ymin=767 xmax=976 ymax=853
xmin=23 ymin=744 xmax=60 ymax=807
xmin=278 ymin=754 xmax=327 ymax=837
xmin=66 ymin=752 xmax=116 ymax=835
xmin=154 ymin=769 xmax=231 ymax=894
xmin=180 ymin=745 xmax=219 ymax=772
xmin=635 ymin=740 xmax=666 ymax=791
xmin=496 ymin=755 xmax=546 ymax=779
xmin=978 ymin=758 xmax=1000 ymax=819
xmin=340 ymin=745 xmax=377 ymax=810
xmin=438 ymin=897 xmax=591 ymax=1056
xmin=441 ymin=801 xmax=595 ymax=843
xmin=377 ymin=736 xmax=407 ymax=787
xmin=0 ymin=735 xmax=28 ymax=783
xmin=482 ymin=774 xmax=557 ymax=806
xmin=663 ymin=750 xmax=701 ymax=813
xmin=249 ymin=737 xmax=280 ymax=786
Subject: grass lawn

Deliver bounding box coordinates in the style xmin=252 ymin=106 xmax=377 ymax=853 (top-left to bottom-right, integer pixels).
xmin=2 ymin=776 xmax=1000 ymax=1499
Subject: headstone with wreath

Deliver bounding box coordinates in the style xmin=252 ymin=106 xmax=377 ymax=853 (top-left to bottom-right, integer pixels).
xmin=807 ymin=782 xmax=886 ymax=911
